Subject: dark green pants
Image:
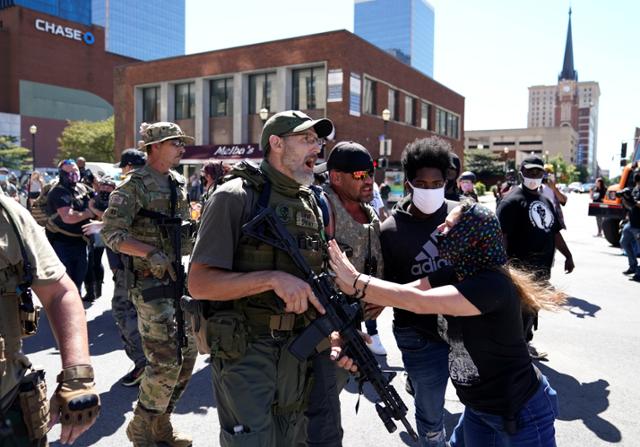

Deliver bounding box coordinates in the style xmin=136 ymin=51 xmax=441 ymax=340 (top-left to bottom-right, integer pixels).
xmin=211 ymin=335 xmax=311 ymax=446
xmin=0 ymin=401 xmax=46 ymax=447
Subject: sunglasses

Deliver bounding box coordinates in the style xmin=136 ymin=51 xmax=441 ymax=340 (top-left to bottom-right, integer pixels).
xmin=350 ymin=170 xmax=374 ymax=181
xmin=168 ymin=139 xmax=185 ymax=147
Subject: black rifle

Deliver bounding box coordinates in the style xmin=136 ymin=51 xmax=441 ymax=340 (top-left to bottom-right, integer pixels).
xmin=138 ymin=210 xmax=189 ymax=364
xmin=242 ymin=207 xmax=418 ymax=442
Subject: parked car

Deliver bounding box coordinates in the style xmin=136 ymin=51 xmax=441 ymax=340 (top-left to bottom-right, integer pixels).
xmin=568 ymin=182 xmax=583 ymax=193
xmin=556 ymin=183 xmax=569 ymax=193
xmin=580 ymin=182 xmax=595 ymax=194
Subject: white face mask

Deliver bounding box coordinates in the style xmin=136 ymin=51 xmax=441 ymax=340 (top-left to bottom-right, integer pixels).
xmin=522 ymin=176 xmax=543 ymax=191
xmin=410 ymin=184 xmax=445 ymax=215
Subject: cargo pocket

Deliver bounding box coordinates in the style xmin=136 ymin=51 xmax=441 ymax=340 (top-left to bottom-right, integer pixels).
xmin=207 ymin=311 xmax=248 ymax=360
xmin=18 ymin=369 xmax=49 ymax=441
xmin=220 ymin=425 xmax=265 ymax=446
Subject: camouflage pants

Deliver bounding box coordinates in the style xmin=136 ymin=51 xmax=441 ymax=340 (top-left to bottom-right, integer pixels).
xmin=211 ymin=335 xmax=311 ymax=446
xmin=111 ymin=269 xmax=145 ymax=368
xmin=131 ymin=287 xmax=197 ymax=414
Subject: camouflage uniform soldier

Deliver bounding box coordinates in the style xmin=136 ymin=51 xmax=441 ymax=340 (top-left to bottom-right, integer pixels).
xmin=1 ymin=193 xmax=100 ymax=446
xmin=102 ymin=122 xmax=197 ymax=447
xmin=188 ymin=111 xmax=333 ymax=446
xmin=112 ymin=149 xmax=148 ymax=386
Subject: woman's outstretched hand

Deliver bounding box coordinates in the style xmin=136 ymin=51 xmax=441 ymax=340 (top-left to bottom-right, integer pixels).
xmin=328 ymin=239 xmax=360 ymax=295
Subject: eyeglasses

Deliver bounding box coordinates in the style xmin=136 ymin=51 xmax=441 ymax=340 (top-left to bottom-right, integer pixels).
xmin=351 ymin=170 xmax=374 ymax=181
xmin=281 ymin=133 xmax=325 ymax=147
xmin=168 ymin=139 xmax=185 ymax=147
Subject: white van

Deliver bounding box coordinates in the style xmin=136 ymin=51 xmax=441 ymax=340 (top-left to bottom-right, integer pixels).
xmin=85 ymin=162 xmax=122 ymax=182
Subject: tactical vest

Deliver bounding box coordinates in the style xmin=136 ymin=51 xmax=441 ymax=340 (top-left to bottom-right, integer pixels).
xmin=0 ymin=200 xmax=34 ymax=406
xmin=324 ymin=186 xmax=383 ymax=276
xmin=230 ymin=162 xmax=325 ymax=333
xmin=127 ymin=166 xmax=192 ymax=272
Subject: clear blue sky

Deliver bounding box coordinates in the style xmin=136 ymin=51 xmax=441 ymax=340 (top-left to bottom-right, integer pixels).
xmin=186 ymin=0 xmax=640 ymax=175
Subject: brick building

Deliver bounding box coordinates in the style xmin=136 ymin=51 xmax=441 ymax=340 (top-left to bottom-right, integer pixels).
xmin=0 ymin=5 xmax=135 ymax=165
xmin=114 ymin=30 xmax=464 ymax=170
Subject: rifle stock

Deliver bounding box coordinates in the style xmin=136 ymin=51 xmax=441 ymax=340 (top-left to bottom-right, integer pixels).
xmin=242 ymin=207 xmax=418 ymax=442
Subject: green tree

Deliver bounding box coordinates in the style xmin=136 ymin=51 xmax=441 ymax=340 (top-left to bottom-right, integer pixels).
xmin=463 ymin=148 xmax=504 ymax=178
xmin=0 ymin=135 xmax=32 ymax=170
xmin=57 ymin=116 xmax=115 ymax=162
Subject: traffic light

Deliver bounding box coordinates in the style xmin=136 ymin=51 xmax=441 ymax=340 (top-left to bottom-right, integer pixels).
xmin=373 ymin=159 xmax=378 ymax=169
xmin=621 ymin=142 xmax=628 ymax=167
xmin=377 ymin=157 xmax=389 ymax=169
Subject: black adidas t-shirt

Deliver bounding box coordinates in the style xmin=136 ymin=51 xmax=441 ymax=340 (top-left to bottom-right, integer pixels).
xmin=380 ymin=198 xmax=453 ymax=339
xmin=496 ymin=186 xmax=560 ymax=272
xmin=443 ymin=269 xmax=539 ymax=415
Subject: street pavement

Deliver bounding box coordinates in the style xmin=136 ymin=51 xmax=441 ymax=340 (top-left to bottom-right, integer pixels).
xmin=24 ymin=192 xmax=640 ymax=446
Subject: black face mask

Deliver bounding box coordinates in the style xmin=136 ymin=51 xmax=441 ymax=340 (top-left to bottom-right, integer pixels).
xmin=59 ymin=170 xmax=79 ymax=188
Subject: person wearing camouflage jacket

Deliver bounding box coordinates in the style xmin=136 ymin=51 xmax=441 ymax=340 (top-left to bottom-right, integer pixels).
xmin=102 ymin=122 xmax=197 ymax=447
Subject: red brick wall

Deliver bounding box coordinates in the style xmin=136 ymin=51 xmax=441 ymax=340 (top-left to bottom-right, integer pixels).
xmin=114 ymin=30 xmax=465 ymax=161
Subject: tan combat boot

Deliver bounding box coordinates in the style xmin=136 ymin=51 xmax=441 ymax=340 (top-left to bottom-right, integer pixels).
xmin=150 ymin=413 xmax=192 ymax=447
xmin=126 ymin=405 xmax=155 ymax=447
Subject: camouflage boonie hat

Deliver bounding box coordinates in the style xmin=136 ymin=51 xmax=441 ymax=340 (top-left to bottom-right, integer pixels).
xmin=137 ymin=122 xmax=194 ymax=149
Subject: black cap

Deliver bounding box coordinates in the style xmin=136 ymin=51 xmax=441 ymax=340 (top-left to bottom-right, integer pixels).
xmin=520 ymin=155 xmax=544 ymax=170
xmin=117 ymin=149 xmax=147 ymax=168
xmin=317 ymin=141 xmax=373 ymax=174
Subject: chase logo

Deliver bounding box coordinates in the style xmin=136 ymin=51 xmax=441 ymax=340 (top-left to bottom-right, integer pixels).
xmin=35 ymin=19 xmax=95 ymax=45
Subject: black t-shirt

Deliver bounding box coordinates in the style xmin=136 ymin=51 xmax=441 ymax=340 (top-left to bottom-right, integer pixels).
xmin=380 ymin=197 xmax=454 ymax=339
xmin=441 ymin=270 xmax=539 ymax=416
xmin=46 ymin=183 xmax=90 ymax=242
xmin=496 ymin=186 xmax=560 ymax=272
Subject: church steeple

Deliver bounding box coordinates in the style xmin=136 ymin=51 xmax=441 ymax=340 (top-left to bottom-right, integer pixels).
xmin=559 ymin=8 xmax=578 ymax=81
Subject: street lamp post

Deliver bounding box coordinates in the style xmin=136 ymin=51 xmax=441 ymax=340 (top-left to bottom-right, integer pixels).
xmin=29 ymin=125 xmax=37 ymax=170
xmin=379 ymin=109 xmax=392 ymax=172
xmin=503 ymin=146 xmax=509 ymax=173
xmin=259 ymin=108 xmax=269 ymax=123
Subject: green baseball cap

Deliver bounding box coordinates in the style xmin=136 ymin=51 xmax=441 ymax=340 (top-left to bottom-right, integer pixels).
xmin=260 ymin=110 xmax=334 ymax=152
xmin=137 ymin=122 xmax=195 ymax=149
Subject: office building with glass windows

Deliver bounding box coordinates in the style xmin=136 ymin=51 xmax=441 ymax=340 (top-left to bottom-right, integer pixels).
xmin=354 ymin=0 xmax=435 ymax=77
xmin=0 ymin=0 xmax=185 ymax=60
xmin=91 ymin=0 xmax=185 ymax=60
xmin=114 ymin=30 xmax=464 ymax=174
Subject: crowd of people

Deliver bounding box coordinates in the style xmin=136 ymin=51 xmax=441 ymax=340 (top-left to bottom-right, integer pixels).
xmin=4 ymin=109 xmax=637 ymax=447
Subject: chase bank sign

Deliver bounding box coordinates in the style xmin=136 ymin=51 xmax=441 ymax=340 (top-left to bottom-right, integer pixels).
xmin=34 ymin=19 xmax=95 ymax=45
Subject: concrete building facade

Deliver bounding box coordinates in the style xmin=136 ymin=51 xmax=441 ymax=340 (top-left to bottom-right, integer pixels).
xmin=465 ymin=127 xmax=579 ymax=170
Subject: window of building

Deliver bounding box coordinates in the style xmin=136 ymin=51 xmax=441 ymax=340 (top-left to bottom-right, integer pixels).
xmin=404 ymin=96 xmax=415 ymax=125
xmin=142 ymin=86 xmax=160 ymax=122
xmin=387 ymin=88 xmax=400 ymax=121
xmin=175 ymin=82 xmax=195 ymax=120
xmin=420 ymin=101 xmax=429 ymax=130
xmin=363 ymin=78 xmax=377 ymax=115
xmin=210 ymin=78 xmax=233 ymax=117
xmin=292 ymin=67 xmax=326 ymax=110
xmin=249 ymin=72 xmax=276 ymax=114
xmin=435 ymin=107 xmax=459 ymax=139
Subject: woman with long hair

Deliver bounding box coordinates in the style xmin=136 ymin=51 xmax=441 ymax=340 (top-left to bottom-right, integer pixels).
xmin=328 ymin=201 xmax=565 ymax=447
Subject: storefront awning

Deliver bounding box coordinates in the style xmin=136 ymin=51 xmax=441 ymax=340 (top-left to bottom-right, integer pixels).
xmin=182 ymin=144 xmax=263 ymax=162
